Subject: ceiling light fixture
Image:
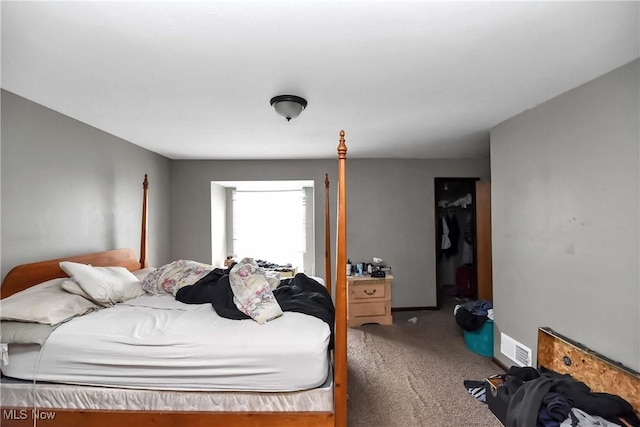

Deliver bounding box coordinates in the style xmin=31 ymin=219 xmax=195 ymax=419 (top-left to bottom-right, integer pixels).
xmin=270 ymin=95 xmax=307 ymax=122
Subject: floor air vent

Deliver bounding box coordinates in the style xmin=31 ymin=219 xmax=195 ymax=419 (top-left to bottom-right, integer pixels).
xmin=500 ymin=333 xmax=532 ymax=367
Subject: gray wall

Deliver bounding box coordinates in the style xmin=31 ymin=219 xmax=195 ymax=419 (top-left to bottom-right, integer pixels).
xmin=171 ymin=156 xmax=489 ymax=307
xmin=490 ymin=59 xmax=639 ymax=370
xmin=210 ymin=182 xmax=226 ymax=267
xmin=1 ymin=90 xmax=173 ymax=280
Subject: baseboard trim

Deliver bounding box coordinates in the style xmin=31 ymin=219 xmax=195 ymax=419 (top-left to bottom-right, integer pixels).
xmin=491 ymin=357 xmax=509 ymax=373
xmin=391 ymin=306 xmax=438 ymax=312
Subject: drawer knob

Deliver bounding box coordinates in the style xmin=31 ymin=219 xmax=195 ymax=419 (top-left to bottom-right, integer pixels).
xmin=364 ymin=289 xmax=376 ymax=295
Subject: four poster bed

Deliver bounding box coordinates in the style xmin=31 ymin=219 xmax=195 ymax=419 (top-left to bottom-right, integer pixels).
xmin=0 ymin=131 xmax=349 ymax=426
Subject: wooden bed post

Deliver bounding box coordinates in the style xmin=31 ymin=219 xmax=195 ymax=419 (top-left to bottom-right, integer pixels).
xmin=140 ymin=174 xmax=148 ymax=268
xmin=334 ymin=130 xmax=348 ymax=427
xmin=324 ymin=173 xmax=332 ymax=297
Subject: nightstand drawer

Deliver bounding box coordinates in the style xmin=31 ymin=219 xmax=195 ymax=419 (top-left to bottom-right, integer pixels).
xmin=350 ymin=283 xmax=386 ymax=300
xmin=349 ymin=301 xmax=389 ymax=318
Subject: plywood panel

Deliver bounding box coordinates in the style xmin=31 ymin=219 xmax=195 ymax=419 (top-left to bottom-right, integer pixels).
xmin=537 ymin=327 xmax=640 ymax=414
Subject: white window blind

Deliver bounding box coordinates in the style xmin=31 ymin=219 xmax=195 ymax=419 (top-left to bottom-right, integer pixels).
xmin=232 ymin=189 xmax=306 ymax=268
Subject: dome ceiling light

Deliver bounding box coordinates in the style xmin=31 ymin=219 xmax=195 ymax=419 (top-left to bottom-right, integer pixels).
xmin=270 ymin=95 xmax=308 ymax=122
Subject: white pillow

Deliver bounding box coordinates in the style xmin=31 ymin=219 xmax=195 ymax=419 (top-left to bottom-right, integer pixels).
xmin=60 ymin=277 xmax=92 ymax=300
xmin=1 ymin=321 xmax=56 ymax=344
xmin=59 ymin=261 xmax=145 ymax=306
xmin=0 ymin=278 xmax=99 ymax=325
xmin=61 ymin=276 xmax=146 ymax=306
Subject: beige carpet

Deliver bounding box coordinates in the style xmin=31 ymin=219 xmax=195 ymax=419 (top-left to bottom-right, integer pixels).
xmin=347 ymin=296 xmax=505 ymax=427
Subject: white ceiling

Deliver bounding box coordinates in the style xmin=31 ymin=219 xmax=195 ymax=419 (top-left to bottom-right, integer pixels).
xmin=2 ymin=1 xmax=638 ymax=160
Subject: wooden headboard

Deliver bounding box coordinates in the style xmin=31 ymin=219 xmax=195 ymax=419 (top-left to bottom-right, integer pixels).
xmin=1 ymin=248 xmax=141 ymax=298
xmin=538 ymin=327 xmax=640 ymax=415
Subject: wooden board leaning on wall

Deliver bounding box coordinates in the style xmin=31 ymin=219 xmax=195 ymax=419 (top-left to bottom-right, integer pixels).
xmin=537 ymin=327 xmax=640 ymax=415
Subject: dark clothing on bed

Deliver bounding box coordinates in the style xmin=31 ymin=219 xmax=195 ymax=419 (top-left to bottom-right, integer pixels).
xmin=176 ymin=271 xmax=335 ymax=349
xmin=275 ymin=275 xmax=335 ymax=347
xmin=174 ymin=267 xmax=242 ymax=318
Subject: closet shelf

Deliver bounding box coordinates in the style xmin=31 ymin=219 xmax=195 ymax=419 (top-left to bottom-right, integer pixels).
xmin=438 ymin=205 xmax=472 ymax=210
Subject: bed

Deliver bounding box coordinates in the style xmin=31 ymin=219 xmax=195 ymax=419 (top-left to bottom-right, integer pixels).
xmin=0 ymin=131 xmax=350 ymax=426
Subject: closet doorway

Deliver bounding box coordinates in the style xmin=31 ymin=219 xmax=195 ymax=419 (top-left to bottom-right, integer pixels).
xmin=434 ymin=177 xmax=479 ymax=308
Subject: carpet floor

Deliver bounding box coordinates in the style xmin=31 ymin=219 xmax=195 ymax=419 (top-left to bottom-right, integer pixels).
xmin=347 ymin=296 xmax=505 ymax=427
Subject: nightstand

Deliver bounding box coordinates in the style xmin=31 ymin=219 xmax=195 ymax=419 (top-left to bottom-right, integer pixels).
xmin=346 ymin=275 xmax=393 ymax=327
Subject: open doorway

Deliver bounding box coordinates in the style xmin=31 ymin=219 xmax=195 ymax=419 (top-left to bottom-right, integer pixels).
xmin=434 ymin=177 xmax=479 ymax=308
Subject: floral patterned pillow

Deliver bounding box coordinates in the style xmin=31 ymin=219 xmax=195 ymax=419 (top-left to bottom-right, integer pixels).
xmin=141 ymin=260 xmax=213 ymax=296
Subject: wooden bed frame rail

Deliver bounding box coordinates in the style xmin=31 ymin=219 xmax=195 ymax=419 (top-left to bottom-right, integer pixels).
xmin=1 ymin=131 xmax=349 ymax=427
xmin=0 ymin=410 xmax=335 ymax=427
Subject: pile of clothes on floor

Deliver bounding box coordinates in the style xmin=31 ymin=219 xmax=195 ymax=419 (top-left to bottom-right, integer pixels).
xmin=465 ymin=366 xmax=639 ymax=427
xmin=454 ymin=299 xmax=493 ymax=332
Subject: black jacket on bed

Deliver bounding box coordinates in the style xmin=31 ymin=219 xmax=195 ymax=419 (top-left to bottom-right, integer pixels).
xmin=176 ymin=271 xmax=335 ymax=349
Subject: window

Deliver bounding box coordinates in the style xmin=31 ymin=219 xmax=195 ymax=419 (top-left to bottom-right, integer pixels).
xmin=232 ymin=188 xmax=306 ymax=268
xmin=212 ymin=181 xmax=314 ymax=273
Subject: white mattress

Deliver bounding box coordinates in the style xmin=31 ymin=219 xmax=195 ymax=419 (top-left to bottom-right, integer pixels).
xmin=2 ymin=295 xmax=331 ymax=392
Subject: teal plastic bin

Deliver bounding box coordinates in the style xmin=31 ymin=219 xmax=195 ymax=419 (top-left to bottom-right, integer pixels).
xmin=463 ymin=319 xmax=494 ymax=357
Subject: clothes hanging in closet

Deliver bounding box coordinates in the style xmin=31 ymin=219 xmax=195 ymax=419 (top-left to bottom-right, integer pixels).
xmin=462 ymin=213 xmax=474 ymax=264
xmin=441 ymin=215 xmax=451 ymax=251
xmin=440 ymin=213 xmax=460 ymax=258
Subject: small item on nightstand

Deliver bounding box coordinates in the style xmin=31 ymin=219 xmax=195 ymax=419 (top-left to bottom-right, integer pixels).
xmin=369 ymin=257 xmax=391 ymax=277
xmin=346 ymin=259 xmax=352 ymax=276
xmin=370 ymin=257 xmax=388 ymax=277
